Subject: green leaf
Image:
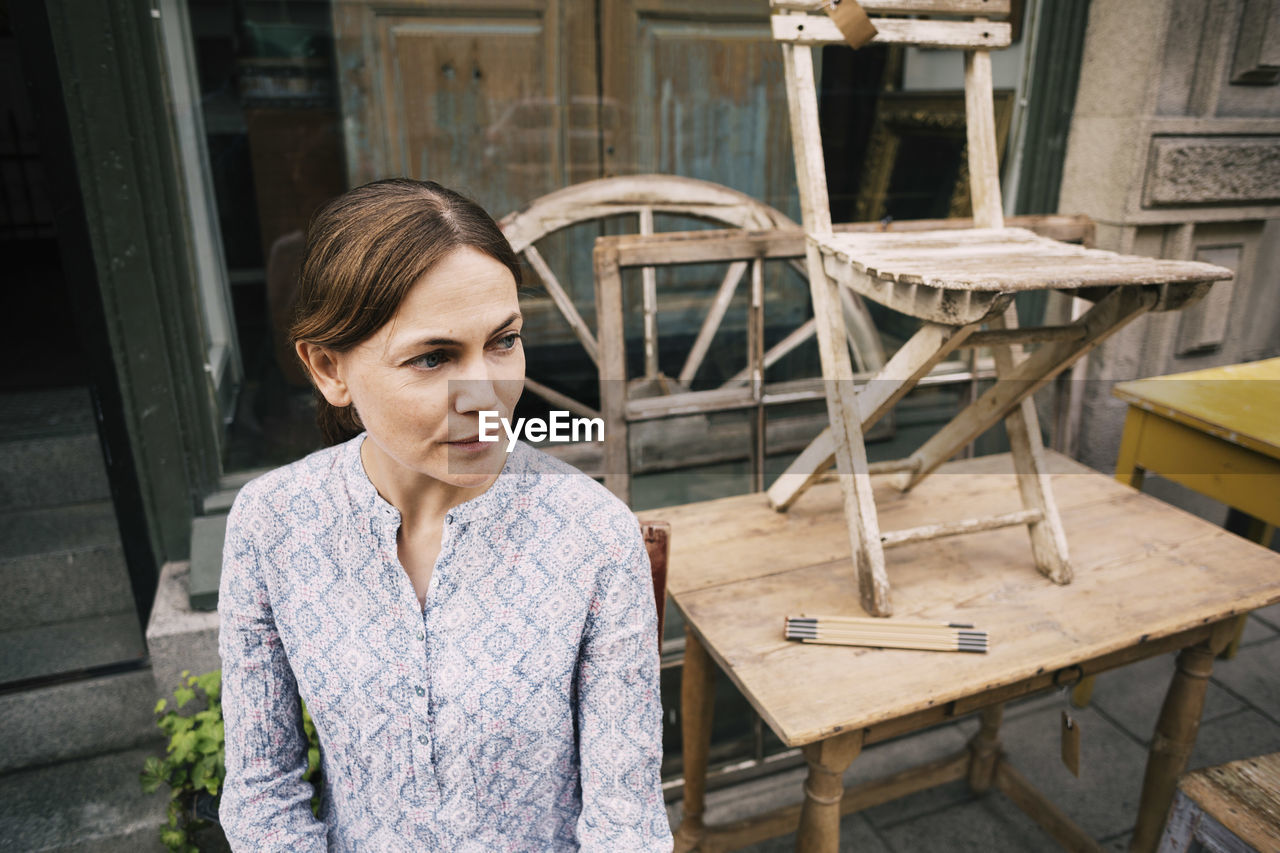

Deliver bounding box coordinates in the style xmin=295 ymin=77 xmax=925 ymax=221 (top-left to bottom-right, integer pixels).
xmin=154 ymin=698 xmax=167 ymax=714
xmin=173 ymin=687 xmax=195 ymax=708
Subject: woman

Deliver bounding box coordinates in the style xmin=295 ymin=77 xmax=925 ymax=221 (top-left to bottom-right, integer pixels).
xmin=218 ymin=179 xmax=672 ymax=852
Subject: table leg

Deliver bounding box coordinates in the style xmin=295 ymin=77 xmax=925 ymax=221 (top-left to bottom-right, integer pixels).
xmin=674 ymin=627 xmax=717 ymax=853
xmin=796 ymin=729 xmax=864 ymax=852
xmin=967 ymin=704 xmax=1004 ymax=793
xmin=1222 ymin=513 xmax=1275 ymax=659
xmin=1130 ymin=622 xmax=1234 ymax=853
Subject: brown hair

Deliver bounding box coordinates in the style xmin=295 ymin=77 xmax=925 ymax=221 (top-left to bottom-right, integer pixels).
xmin=290 ymin=178 xmax=523 ymax=446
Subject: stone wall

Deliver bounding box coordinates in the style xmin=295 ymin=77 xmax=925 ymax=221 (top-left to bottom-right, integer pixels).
xmin=1056 ymin=0 xmax=1280 ymax=521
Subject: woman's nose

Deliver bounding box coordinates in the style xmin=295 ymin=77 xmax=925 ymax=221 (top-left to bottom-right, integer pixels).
xmin=451 ymin=356 xmax=501 ymax=413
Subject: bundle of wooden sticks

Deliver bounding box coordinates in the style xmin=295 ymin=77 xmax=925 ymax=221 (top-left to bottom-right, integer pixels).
xmin=784 ymin=614 xmax=989 ymax=653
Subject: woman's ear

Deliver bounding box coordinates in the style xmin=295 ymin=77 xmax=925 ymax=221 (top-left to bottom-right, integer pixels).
xmin=296 ymin=341 xmax=352 ymax=407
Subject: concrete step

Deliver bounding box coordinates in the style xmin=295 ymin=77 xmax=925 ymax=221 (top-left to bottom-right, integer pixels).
xmin=0 ymin=433 xmax=111 ymax=512
xmin=0 ymin=388 xmax=97 ymax=442
xmin=0 ymin=611 xmax=145 ymax=683
xmin=0 ymin=501 xmax=122 ymax=561
xmin=0 ymin=668 xmax=159 ymax=774
xmin=0 ymin=502 xmax=135 ymax=637
xmin=0 ymin=746 xmax=168 ymax=853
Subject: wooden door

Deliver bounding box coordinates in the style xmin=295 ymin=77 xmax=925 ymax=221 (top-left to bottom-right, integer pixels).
xmin=601 ymin=0 xmax=797 ymax=218
xmin=334 ymin=0 xmax=598 ymax=217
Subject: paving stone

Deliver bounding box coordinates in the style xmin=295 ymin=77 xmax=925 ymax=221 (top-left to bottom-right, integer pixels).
xmin=994 ymin=703 xmax=1150 ymax=840
xmin=878 ymin=793 xmax=1053 ymax=852
xmin=856 ymin=724 xmax=976 ymax=828
xmin=1209 ymin=636 xmax=1280 ymax=725
xmin=1188 ymin=708 xmax=1280 ymax=771
xmin=738 ymin=812 xmax=890 ymax=853
xmin=1238 ymin=613 xmax=1279 ymax=646
xmin=1252 ymin=601 xmax=1280 ymax=630
xmin=1089 ymin=653 xmax=1243 ymax=741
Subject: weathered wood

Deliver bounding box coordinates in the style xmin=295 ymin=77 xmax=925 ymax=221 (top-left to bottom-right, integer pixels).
xmin=964 ymin=47 xmax=1004 ymax=229
xmin=898 ymin=287 xmax=1161 ymax=490
xmin=989 ymin=306 xmax=1073 ymax=584
xmin=797 ymin=729 xmax=864 ymax=852
xmin=772 ymin=0 xmax=1012 ymax=13
xmin=666 ymin=451 xmax=1280 ymax=746
xmin=681 ymin=260 xmax=749 ymax=387
xmin=995 ymin=761 xmax=1105 ymax=852
xmin=785 ymin=39 xmax=889 ymax=615
xmin=964 ymin=325 xmax=1087 ymax=347
xmin=749 ymin=257 xmax=767 ymax=493
xmin=522 ymin=377 xmax=601 ymax=421
xmin=1131 ymin=620 xmax=1237 ymax=853
xmin=639 ymin=207 xmax=660 ymax=381
xmin=521 ymin=244 xmax=600 ymax=365
xmin=967 ymin=704 xmax=1003 ymax=793
xmin=1169 ymin=753 xmax=1280 ymax=853
xmin=819 ymin=227 xmax=1234 ymax=294
xmin=688 ymin=748 xmax=970 ymax=852
xmin=673 ymin=628 xmax=717 ymax=853
xmin=594 ymin=243 xmax=630 ymax=502
xmin=600 ymin=214 xmax=1098 ymax=269
xmin=668 ymin=452 xmax=1280 ymax=852
xmin=726 ymin=317 xmax=815 ymax=385
xmin=880 ymin=508 xmax=1043 ymax=549
xmin=772 ymin=14 xmax=1013 ymax=49
xmin=767 ymin=319 xmax=979 ymax=510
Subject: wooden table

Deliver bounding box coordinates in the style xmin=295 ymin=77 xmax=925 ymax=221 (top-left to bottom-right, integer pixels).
xmin=1158 ymin=752 xmax=1280 ymax=852
xmin=663 ymin=451 xmax=1280 ymax=853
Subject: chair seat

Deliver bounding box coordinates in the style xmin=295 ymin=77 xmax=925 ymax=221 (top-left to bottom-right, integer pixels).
xmin=814 ymin=227 xmax=1234 ymax=325
xmin=817 ymin=227 xmax=1233 ymax=293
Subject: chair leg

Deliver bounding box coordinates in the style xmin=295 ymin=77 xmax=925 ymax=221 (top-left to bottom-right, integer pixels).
xmin=896 ymin=286 xmax=1159 ymax=492
xmin=989 ymin=306 xmax=1072 ymax=584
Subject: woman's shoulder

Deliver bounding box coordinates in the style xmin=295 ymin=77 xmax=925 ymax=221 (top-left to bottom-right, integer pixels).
xmin=229 ymin=437 xmax=356 ymax=519
xmin=508 ymin=441 xmax=639 ymax=532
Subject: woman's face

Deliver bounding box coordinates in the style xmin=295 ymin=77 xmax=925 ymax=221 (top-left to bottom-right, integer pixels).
xmin=321 ymin=246 xmax=525 ymax=492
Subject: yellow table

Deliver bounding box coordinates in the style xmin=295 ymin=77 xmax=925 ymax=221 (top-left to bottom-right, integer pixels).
xmin=663 ymin=452 xmax=1280 ymax=853
xmin=1109 ymin=357 xmax=1280 ymax=664
xmin=1111 ymin=357 xmax=1280 ymax=535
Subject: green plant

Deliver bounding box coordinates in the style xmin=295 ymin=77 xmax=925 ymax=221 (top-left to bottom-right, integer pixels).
xmin=141 ymin=670 xmax=322 ymax=853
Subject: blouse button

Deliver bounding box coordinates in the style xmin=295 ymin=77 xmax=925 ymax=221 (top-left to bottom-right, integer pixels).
xmin=415 ymin=685 xmax=426 ymax=697
xmin=417 ymin=631 xmax=425 ymax=641
xmin=418 ymin=734 xmax=429 ymax=745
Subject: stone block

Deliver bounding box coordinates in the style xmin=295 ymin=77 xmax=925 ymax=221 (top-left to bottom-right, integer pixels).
xmin=145 ymin=561 xmax=221 ymax=700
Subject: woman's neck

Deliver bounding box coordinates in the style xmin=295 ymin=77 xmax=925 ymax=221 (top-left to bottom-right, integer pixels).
xmin=359 ymin=438 xmax=498 ymax=526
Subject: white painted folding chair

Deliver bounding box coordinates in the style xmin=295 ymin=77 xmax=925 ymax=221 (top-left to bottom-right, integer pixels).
xmin=770 ymin=0 xmax=1234 ymax=616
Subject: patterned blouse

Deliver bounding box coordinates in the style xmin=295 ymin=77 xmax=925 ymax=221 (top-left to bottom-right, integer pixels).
xmin=218 ymin=433 xmax=672 ymax=851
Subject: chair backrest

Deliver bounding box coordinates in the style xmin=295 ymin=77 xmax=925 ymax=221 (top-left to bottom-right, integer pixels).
xmin=640 ymin=520 xmax=670 ymax=652
xmin=770 ymin=0 xmax=1014 ymax=229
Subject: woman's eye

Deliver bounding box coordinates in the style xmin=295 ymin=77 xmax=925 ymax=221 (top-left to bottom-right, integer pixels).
xmin=413 ymin=351 xmax=446 ymax=369
xmin=496 ymin=332 xmax=521 ymax=350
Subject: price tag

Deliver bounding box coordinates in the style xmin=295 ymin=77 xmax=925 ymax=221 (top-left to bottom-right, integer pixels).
xmin=1060 ymin=710 xmax=1081 ymax=777
xmin=824 ymin=0 xmax=878 ymax=49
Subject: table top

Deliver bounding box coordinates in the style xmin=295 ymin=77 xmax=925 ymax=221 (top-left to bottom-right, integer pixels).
xmin=1178 ymin=752 xmax=1280 ymax=851
xmin=662 ymin=451 xmax=1280 ymax=747
xmin=1113 ymin=357 xmax=1280 ymax=460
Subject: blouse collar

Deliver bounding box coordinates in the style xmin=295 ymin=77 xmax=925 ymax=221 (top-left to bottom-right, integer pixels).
xmin=341 ymin=432 xmax=527 ymax=527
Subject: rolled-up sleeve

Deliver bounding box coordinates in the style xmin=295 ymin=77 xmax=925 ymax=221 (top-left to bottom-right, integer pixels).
xmin=217 ymin=490 xmax=327 ymax=852
xmin=575 ymin=520 xmax=673 ymax=852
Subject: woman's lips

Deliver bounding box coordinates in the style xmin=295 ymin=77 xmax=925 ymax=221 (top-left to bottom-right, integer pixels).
xmin=444 ymin=436 xmax=488 ymax=453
